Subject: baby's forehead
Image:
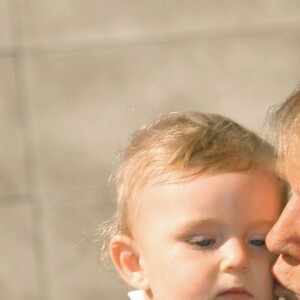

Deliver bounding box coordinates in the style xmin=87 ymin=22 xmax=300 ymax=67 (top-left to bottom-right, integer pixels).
xmin=132 ymin=169 xmax=282 ymax=233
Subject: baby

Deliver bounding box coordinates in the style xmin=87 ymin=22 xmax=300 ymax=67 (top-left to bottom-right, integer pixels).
xmin=101 ymin=112 xmax=287 ymax=300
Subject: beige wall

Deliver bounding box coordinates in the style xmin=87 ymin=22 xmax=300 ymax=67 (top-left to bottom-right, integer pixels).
xmin=1 ymin=1 xmax=300 ymax=299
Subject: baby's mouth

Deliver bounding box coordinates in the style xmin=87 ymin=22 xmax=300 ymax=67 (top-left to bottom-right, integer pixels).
xmin=217 ymin=287 xmax=252 ymax=299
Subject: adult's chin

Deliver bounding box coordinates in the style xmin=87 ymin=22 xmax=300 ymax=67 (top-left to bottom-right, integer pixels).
xmin=273 ymin=255 xmax=300 ymax=298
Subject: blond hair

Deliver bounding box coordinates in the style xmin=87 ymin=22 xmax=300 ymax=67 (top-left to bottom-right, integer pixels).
xmin=99 ymin=111 xmax=279 ymax=265
xmin=268 ymin=87 xmax=300 ymax=176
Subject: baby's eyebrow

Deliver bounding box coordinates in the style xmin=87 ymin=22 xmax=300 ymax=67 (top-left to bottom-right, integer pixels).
xmin=173 ymin=218 xmax=221 ymax=233
xmin=248 ymin=221 xmax=278 ymax=229
xmin=174 ymin=219 xmax=275 ymax=235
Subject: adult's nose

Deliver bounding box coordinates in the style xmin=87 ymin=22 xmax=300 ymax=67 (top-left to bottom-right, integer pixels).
xmin=266 ymin=194 xmax=300 ymax=260
xmin=220 ymin=239 xmax=250 ymax=272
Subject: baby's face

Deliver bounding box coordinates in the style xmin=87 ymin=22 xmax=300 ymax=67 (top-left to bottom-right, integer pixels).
xmin=133 ymin=168 xmax=282 ymax=300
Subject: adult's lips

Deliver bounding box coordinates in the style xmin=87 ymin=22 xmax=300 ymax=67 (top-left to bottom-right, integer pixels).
xmin=272 ymin=255 xmax=300 ymax=299
xmin=274 ymin=279 xmax=300 ymax=300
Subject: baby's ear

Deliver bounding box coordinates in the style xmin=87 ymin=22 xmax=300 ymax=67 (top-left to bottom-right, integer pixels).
xmin=109 ymin=235 xmax=149 ymax=290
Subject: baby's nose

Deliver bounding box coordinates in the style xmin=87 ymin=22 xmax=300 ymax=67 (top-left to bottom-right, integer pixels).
xmin=220 ymin=239 xmax=250 ymax=272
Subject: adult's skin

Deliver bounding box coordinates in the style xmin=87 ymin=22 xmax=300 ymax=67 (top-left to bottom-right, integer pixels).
xmin=266 ymin=88 xmax=300 ymax=299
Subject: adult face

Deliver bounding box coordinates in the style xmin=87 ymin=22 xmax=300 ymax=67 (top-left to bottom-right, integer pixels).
xmin=266 ymin=162 xmax=300 ymax=299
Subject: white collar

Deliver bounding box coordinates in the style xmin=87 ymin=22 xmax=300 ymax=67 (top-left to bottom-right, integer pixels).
xmin=127 ymin=290 xmax=147 ymax=300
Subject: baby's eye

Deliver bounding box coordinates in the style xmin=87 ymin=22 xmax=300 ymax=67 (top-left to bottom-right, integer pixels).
xmin=249 ymin=239 xmax=266 ymax=247
xmin=189 ymin=238 xmax=216 ymax=248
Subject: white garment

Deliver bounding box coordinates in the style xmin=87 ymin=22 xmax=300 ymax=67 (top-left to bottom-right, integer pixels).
xmin=127 ymin=290 xmax=146 ymax=300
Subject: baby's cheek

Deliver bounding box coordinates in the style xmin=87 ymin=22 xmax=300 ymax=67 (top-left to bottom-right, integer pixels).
xmin=269 ymin=253 xmax=279 ymax=264
xmin=253 ymin=251 xmax=277 ymax=277
xmin=257 ymin=248 xmax=278 ymax=264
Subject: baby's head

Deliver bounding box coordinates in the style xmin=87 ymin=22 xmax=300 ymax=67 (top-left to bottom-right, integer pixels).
xmin=113 ymin=112 xmax=278 ymax=236
xmin=105 ymin=112 xmax=286 ymax=300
